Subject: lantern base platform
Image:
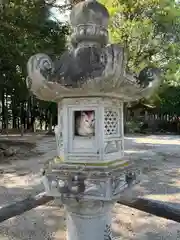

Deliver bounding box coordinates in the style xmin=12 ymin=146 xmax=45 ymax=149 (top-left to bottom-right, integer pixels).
xmin=42 ymin=160 xmax=140 ymax=201
xmin=48 ymin=158 xmax=131 ymax=170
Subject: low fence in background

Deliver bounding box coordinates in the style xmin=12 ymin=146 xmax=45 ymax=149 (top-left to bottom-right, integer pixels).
xmin=1 ymin=113 xmax=180 ymax=135
xmin=125 ymin=112 xmax=180 ymax=134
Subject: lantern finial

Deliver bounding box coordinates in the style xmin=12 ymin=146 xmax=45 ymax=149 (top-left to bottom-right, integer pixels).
xmin=70 ymin=0 xmax=109 ymax=47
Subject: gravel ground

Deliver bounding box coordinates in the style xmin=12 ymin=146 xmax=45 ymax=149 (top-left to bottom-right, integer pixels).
xmin=0 ymin=134 xmax=180 ymax=239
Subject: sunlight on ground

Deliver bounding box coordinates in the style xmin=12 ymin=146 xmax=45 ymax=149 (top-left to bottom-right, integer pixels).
xmin=134 ymin=137 xmax=180 ymax=145
xmin=0 ymin=173 xmax=41 ymax=188
xmin=125 ymin=150 xmax=150 ymax=154
xmin=144 ymin=193 xmax=180 ymax=202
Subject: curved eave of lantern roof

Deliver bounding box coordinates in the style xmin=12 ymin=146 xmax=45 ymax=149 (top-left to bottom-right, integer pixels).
xmin=26 ymin=66 xmax=160 ymax=103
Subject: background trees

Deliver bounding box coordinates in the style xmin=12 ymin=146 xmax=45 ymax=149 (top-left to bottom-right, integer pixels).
xmin=100 ymin=0 xmax=180 ymax=74
xmin=0 ymin=0 xmax=68 ymax=132
xmin=0 ymin=0 xmax=179 ymax=133
xmin=99 ymin=0 xmax=180 ymax=120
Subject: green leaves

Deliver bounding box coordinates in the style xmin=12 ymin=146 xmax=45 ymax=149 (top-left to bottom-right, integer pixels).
xmin=0 ymin=0 xmax=67 ymax=91
xmin=99 ymin=0 xmax=180 ymax=77
xmin=99 ymin=0 xmax=180 ymax=113
xmin=0 ymin=0 xmax=67 ymax=127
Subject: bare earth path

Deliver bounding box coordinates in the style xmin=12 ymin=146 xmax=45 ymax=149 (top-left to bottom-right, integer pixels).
xmin=0 ymin=134 xmax=180 ymax=239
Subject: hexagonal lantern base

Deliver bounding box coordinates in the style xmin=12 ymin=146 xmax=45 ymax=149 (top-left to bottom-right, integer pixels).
xmin=43 ymin=160 xmax=139 ymax=200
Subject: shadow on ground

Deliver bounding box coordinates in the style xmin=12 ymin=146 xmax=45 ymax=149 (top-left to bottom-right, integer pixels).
xmin=0 ymin=185 xmax=66 ymax=240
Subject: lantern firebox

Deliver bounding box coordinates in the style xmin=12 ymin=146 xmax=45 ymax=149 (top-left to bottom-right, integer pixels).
xmin=55 ymin=97 xmax=124 ymax=165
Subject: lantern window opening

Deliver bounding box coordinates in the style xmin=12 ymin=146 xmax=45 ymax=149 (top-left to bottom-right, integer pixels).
xmin=73 ymin=110 xmax=96 ymax=138
xmin=104 ymin=108 xmax=121 ymax=137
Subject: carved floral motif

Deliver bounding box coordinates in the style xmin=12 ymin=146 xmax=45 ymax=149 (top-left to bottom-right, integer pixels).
xmin=84 ymin=180 xmax=106 ymax=197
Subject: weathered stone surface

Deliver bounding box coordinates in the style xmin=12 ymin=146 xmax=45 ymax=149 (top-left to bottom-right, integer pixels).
xmin=70 ymin=0 xmax=109 ymax=28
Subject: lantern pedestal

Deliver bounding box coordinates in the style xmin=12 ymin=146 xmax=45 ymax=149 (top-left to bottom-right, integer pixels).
xmin=42 ymin=160 xmax=139 ymax=239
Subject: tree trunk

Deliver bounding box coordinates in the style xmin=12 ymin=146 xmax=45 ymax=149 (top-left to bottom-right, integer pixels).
xmin=1 ymin=89 xmax=5 ymax=129
xmin=48 ymin=112 xmax=53 ymax=133
xmin=12 ymin=95 xmax=17 ymax=129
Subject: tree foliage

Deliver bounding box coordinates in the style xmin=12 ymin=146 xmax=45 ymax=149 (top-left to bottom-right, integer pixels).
xmin=99 ymin=0 xmax=180 ymax=78
xmin=0 ymin=0 xmax=68 ymax=131
xmin=99 ymin=0 xmax=180 ymax=115
xmin=0 ymin=0 xmax=180 ymax=132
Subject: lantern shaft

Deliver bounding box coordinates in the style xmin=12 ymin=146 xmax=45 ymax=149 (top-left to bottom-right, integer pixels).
xmin=65 ymin=201 xmax=113 ymax=240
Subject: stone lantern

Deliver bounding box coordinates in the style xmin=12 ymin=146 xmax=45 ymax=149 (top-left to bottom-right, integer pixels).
xmin=26 ymin=0 xmax=161 ymax=239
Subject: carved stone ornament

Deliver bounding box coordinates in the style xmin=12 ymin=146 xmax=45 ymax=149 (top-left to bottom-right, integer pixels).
xmin=42 ymin=162 xmax=140 ymax=201
xmin=26 ymin=0 xmax=161 ymax=102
